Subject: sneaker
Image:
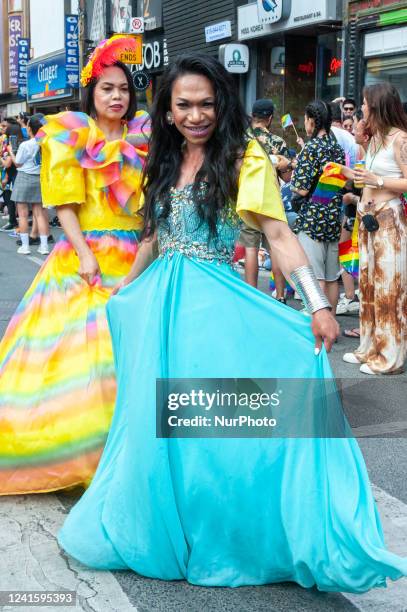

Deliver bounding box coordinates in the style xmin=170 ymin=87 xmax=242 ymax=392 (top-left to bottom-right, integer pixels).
xmin=37 ymin=246 xmax=50 ymax=255
xmin=0 ymin=222 xmax=17 ymax=232
xmin=8 ymin=230 xmax=20 ymax=238
xmin=336 ymin=295 xmax=359 ymax=315
xmin=276 ymin=297 xmax=287 ymax=305
xmin=48 ymin=234 xmax=55 ymax=243
xmin=16 ymin=236 xmax=40 ymax=246
xmin=17 ymin=245 xmax=31 ymax=255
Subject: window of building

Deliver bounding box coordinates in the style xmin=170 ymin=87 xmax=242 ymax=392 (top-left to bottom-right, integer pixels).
xmin=364 ymin=55 xmax=407 ymax=101
xmin=316 ymin=33 xmax=343 ymax=102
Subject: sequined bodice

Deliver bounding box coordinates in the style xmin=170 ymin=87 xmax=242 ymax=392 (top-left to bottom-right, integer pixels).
xmin=157 ymin=184 xmax=241 ymax=266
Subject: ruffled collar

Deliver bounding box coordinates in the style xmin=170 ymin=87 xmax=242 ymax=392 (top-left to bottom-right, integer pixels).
xmin=38 ymin=110 xmax=150 ymax=216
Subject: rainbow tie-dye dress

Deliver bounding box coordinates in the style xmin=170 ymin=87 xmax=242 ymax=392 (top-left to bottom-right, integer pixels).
xmin=0 ymin=110 xmax=150 ymax=495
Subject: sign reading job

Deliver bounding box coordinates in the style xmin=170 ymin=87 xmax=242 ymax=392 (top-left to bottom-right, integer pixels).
xmin=65 ymin=15 xmax=80 ymax=89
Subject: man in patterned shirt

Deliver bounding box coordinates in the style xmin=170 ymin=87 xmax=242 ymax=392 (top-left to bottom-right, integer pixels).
xmin=240 ymin=99 xmax=290 ymax=288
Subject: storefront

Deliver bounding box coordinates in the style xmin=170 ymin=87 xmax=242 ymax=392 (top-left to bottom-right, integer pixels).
xmin=133 ymin=32 xmax=169 ymax=110
xmin=237 ymin=0 xmax=342 ymax=144
xmin=26 ymin=51 xmax=80 ymax=115
xmin=345 ymin=1 xmax=407 ymax=103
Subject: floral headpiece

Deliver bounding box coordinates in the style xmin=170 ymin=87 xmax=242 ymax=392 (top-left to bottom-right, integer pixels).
xmin=80 ymin=35 xmax=140 ymax=87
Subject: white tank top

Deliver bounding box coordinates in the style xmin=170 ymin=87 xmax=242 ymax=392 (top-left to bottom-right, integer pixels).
xmin=365 ymin=132 xmax=403 ymax=178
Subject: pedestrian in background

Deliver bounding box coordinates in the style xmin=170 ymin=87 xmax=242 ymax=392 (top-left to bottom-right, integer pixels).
xmin=239 ymin=98 xmax=290 ymax=288
xmin=291 ymin=100 xmax=345 ymax=314
xmin=343 ymin=83 xmax=407 ymax=374
xmin=7 ymin=114 xmax=49 ymax=255
xmin=0 ymin=118 xmax=23 ymax=232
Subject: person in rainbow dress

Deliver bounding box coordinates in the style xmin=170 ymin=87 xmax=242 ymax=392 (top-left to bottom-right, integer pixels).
xmin=0 ymin=35 xmax=150 ymax=495
xmin=58 ymin=55 xmax=406 ymax=592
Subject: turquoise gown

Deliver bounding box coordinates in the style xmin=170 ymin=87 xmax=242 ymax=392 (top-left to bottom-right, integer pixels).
xmin=58 ymin=143 xmax=407 ymax=593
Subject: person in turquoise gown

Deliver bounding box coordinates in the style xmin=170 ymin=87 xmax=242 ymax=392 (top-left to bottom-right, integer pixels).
xmin=58 ymin=55 xmax=407 ymax=592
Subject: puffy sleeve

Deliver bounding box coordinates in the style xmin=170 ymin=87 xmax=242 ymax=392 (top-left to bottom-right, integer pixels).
xmin=236 ymin=139 xmax=287 ymax=231
xmin=38 ymin=112 xmax=87 ymax=207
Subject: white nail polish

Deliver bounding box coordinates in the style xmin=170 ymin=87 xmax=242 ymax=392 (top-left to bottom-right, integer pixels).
xmin=314 ymin=348 xmax=320 ymax=356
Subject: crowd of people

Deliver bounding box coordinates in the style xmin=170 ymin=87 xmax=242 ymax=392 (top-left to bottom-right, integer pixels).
xmin=0 ymin=34 xmax=406 ymax=594
xmin=0 ymin=113 xmax=54 ymax=253
xmin=239 ymin=88 xmax=407 ymax=376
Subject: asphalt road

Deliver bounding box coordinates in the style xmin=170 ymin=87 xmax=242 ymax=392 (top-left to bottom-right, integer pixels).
xmin=0 ymin=229 xmax=406 ymax=612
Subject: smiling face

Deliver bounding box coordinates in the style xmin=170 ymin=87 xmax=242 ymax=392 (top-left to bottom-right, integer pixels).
xmin=93 ymin=65 xmax=130 ymax=121
xmin=170 ymin=73 xmax=217 ymax=145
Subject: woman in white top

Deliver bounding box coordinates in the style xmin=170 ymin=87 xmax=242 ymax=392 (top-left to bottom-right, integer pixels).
xmin=343 ymin=83 xmax=407 ymax=374
xmin=8 ymin=114 xmax=50 ymax=255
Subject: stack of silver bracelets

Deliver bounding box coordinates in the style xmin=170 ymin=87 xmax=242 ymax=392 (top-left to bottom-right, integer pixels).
xmin=290 ymin=266 xmax=331 ymax=314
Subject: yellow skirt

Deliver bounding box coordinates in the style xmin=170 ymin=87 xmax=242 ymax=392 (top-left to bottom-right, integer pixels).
xmin=0 ymin=230 xmax=138 ymax=494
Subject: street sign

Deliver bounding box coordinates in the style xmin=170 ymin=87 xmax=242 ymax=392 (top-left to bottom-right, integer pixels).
xmin=131 ymin=17 xmax=144 ymax=34
xmin=118 ymin=35 xmax=143 ymax=64
xmin=133 ymin=70 xmax=150 ymax=91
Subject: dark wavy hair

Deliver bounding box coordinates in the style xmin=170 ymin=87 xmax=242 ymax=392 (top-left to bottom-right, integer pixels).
xmin=142 ymin=53 xmax=249 ymax=239
xmin=363 ymin=83 xmax=407 ymax=141
xmin=305 ymin=100 xmax=332 ymax=138
xmin=81 ymin=61 xmax=137 ymax=121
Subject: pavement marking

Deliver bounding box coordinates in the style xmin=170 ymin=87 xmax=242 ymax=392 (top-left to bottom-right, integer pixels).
xmin=342 ymin=485 xmax=407 ymax=611
xmin=27 ymin=256 xmax=45 ymax=266
xmin=0 ymin=495 xmax=136 ymax=612
xmin=353 ymin=421 xmax=407 ymax=438
xmin=0 ymin=486 xmax=406 ymax=611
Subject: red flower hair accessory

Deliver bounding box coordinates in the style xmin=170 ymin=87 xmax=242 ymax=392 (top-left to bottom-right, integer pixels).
xmin=80 ymin=35 xmax=140 ymax=87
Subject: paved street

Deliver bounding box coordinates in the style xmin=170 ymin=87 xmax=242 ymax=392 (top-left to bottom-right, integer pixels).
xmin=0 ymin=230 xmax=406 ymax=612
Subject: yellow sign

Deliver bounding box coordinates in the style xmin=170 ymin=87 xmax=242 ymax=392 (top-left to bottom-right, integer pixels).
xmin=119 ymin=35 xmax=143 ymax=65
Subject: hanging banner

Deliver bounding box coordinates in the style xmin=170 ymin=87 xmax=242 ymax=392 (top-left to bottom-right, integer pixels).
xmin=8 ymin=14 xmax=22 ymax=88
xmin=17 ymin=37 xmax=29 ymax=97
xmin=65 ymin=14 xmax=80 ymax=89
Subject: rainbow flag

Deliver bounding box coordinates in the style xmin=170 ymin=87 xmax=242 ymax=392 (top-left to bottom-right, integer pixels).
xmin=281 ymin=113 xmax=293 ymax=129
xmin=269 ymin=272 xmax=294 ymax=295
xmin=312 ymin=162 xmax=347 ymax=206
xmin=339 ymin=219 xmax=359 ymax=279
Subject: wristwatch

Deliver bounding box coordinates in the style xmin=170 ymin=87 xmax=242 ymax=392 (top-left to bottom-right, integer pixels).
xmin=376 ymin=176 xmax=384 ymax=188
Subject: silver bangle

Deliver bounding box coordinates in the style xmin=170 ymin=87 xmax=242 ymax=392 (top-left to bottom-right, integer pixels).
xmin=290 ymin=265 xmax=331 ymax=314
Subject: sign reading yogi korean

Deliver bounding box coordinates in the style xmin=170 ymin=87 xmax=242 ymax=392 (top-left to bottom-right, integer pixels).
xmin=17 ymin=37 xmax=29 ymax=97
xmin=65 ymin=15 xmax=80 ymax=89
xmin=27 ymin=52 xmax=71 ymax=102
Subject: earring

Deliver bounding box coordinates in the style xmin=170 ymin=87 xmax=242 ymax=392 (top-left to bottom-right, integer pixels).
xmin=166 ymin=111 xmax=174 ymax=125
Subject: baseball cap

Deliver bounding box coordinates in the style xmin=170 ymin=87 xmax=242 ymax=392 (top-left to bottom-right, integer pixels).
xmin=252 ymin=99 xmax=275 ymax=118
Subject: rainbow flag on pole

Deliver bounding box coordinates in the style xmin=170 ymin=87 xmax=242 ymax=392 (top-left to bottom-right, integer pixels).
xmin=339 ymin=219 xmax=359 ymax=279
xmin=281 ymin=113 xmax=293 ymax=129
xmin=312 ymin=162 xmax=347 ymax=206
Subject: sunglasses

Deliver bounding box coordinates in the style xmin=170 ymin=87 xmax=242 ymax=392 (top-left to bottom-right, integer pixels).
xmin=343 ymin=106 xmax=354 ymax=111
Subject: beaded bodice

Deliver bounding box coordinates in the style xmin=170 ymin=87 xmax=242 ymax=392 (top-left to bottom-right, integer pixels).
xmin=157 ymin=184 xmax=242 ymax=266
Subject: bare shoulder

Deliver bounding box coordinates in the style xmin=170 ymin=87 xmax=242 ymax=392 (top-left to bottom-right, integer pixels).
xmin=394 ymin=130 xmax=407 ymax=163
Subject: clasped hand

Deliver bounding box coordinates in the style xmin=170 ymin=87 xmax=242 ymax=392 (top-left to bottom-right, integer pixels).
xmin=78 ymin=252 xmax=101 ymax=286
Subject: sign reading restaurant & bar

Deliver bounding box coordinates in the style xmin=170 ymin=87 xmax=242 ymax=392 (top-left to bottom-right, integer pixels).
xmin=238 ymin=0 xmax=339 ymax=41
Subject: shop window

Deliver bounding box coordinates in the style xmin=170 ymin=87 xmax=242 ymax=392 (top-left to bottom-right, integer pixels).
xmin=365 ymin=55 xmax=407 ymax=101
xmin=316 ymin=33 xmax=343 ymax=102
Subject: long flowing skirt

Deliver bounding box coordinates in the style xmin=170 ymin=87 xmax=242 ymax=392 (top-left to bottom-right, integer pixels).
xmin=58 ymin=252 xmax=407 ymax=592
xmin=0 ymin=230 xmax=138 ymax=494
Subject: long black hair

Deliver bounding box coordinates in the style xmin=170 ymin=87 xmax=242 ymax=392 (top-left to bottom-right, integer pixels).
xmin=305 ymin=100 xmax=332 ymax=138
xmin=142 ymin=53 xmax=249 ymax=239
xmin=81 ymin=61 xmax=137 ymax=121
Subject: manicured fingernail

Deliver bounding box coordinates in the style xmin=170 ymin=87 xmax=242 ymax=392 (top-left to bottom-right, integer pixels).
xmin=314 ymin=348 xmax=320 ymax=356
